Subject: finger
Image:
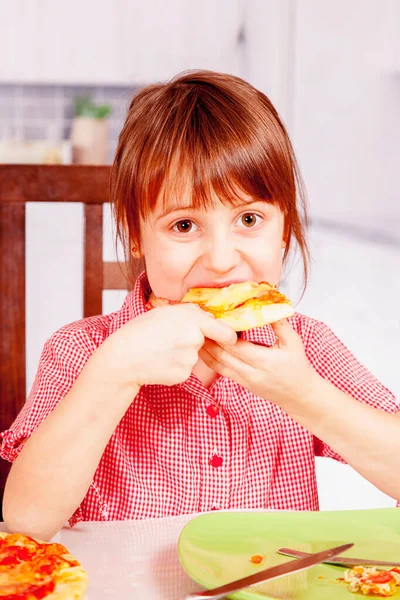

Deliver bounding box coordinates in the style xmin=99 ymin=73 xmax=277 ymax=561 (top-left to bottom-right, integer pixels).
xmin=270 ymin=319 xmax=298 ymax=347
xmin=197 ymin=312 xmax=237 ymax=346
xmin=213 ymin=338 xmax=271 ymax=364
xmin=199 ymin=347 xmax=232 ymax=378
xmin=199 ymin=347 xmax=254 ymax=390
xmin=202 ymin=339 xmax=257 ymax=375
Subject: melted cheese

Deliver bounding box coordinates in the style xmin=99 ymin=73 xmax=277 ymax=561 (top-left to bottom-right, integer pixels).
xmin=182 ymin=281 xmax=275 ymax=312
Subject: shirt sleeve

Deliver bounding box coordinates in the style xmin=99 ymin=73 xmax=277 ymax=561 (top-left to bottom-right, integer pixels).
xmin=0 ymin=327 xmax=99 ymax=525
xmin=0 ymin=327 xmax=97 ymax=463
xmin=303 ymin=319 xmax=400 ymax=463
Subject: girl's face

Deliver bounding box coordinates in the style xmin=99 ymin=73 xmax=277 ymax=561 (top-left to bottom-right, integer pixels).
xmin=139 ymin=190 xmax=286 ymax=301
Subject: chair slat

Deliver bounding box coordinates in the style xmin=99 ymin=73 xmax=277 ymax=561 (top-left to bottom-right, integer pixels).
xmin=84 ymin=204 xmax=103 ymax=317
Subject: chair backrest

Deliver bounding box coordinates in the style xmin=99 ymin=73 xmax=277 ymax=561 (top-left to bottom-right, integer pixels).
xmin=0 ymin=164 xmax=138 ymax=513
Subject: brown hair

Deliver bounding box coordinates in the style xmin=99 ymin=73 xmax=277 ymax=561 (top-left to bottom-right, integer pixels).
xmin=111 ymin=70 xmax=309 ymax=291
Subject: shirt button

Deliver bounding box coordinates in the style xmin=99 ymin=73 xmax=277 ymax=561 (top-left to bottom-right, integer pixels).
xmin=209 ymin=455 xmax=223 ymax=468
xmin=206 ymin=404 xmax=219 ymax=418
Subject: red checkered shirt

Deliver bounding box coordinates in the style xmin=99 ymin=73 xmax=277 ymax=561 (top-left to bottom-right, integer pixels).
xmin=1 ymin=272 xmax=399 ymax=526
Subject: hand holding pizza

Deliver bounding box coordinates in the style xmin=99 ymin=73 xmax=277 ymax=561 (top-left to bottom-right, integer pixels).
xmin=100 ymin=302 xmax=237 ymax=388
xmin=199 ymin=319 xmax=316 ymax=410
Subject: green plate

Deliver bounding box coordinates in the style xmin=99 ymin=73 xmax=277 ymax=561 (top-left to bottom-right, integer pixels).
xmin=178 ymin=509 xmax=400 ymax=599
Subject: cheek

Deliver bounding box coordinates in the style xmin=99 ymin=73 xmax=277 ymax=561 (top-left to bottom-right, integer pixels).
xmin=146 ymin=236 xmax=193 ymax=271
xmin=142 ymin=236 xmax=197 ymax=299
xmin=255 ymin=253 xmax=283 ymax=284
xmin=250 ymin=235 xmax=284 ymax=283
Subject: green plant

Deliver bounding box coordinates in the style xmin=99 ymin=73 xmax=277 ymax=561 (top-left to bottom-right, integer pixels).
xmin=73 ymin=94 xmax=112 ymax=119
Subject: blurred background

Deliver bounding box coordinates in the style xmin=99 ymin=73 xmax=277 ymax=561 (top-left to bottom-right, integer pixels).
xmin=1 ymin=0 xmax=399 ymax=510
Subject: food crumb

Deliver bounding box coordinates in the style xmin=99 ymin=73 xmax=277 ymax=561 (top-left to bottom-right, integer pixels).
xmin=250 ymin=555 xmax=264 ymax=564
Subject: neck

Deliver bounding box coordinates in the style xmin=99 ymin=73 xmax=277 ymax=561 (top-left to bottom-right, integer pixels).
xmin=192 ymin=359 xmax=219 ymax=389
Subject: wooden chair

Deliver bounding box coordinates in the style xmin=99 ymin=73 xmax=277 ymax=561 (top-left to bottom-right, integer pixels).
xmin=0 ymin=164 xmax=138 ymax=519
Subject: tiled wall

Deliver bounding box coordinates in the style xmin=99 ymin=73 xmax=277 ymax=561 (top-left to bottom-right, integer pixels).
xmin=0 ymin=84 xmax=138 ymax=163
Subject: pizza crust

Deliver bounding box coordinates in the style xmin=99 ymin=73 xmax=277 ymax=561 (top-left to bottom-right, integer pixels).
xmin=217 ymin=301 xmax=294 ymax=331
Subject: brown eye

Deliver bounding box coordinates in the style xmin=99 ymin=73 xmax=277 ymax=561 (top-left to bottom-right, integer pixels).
xmin=240 ymin=213 xmax=259 ymax=227
xmin=174 ymin=220 xmax=193 ymax=233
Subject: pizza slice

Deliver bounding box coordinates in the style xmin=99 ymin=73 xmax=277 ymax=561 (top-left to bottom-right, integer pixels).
xmin=146 ymin=281 xmax=294 ymax=331
xmin=0 ymin=531 xmax=88 ymax=599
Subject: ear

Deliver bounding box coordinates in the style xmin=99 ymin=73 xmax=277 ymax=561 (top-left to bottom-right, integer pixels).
xmin=281 ymin=220 xmax=289 ymax=249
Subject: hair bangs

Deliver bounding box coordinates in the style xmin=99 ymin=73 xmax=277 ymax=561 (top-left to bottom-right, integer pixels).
xmin=145 ymin=103 xmax=289 ymax=216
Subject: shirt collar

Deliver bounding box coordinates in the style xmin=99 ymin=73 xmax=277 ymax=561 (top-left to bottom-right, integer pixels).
xmin=240 ymin=323 xmax=277 ymax=347
xmin=107 ymin=271 xmax=150 ymax=338
xmin=126 ymin=270 xmax=152 ymax=320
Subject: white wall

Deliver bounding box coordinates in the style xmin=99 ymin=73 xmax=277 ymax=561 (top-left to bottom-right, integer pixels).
xmin=291 ymin=0 xmax=400 ymax=233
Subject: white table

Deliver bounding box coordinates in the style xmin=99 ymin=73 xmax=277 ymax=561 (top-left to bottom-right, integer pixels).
xmin=57 ymin=514 xmax=201 ymax=600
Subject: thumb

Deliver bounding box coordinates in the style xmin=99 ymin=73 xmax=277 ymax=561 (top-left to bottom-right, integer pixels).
xmin=270 ymin=319 xmax=298 ymax=348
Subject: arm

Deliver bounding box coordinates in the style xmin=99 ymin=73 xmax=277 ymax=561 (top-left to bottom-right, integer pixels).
xmin=3 ymin=304 xmax=236 ymax=540
xmin=3 ymin=349 xmax=139 ymax=541
xmin=200 ymin=319 xmax=400 ymax=500
xmin=289 ymin=372 xmax=400 ymax=499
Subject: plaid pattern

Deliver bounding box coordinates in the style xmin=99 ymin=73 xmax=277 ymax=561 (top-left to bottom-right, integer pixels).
xmin=1 ymin=272 xmax=399 ymax=526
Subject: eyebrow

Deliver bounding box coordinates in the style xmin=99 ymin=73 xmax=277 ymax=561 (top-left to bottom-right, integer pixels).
xmin=156 ymin=199 xmax=267 ymax=222
xmin=155 ymin=204 xmax=198 ymax=221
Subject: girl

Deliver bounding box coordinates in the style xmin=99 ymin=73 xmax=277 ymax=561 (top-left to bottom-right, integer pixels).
xmin=2 ymin=71 xmax=399 ymax=541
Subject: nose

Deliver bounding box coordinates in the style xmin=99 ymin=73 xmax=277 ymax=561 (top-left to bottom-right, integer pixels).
xmin=202 ymin=231 xmax=240 ymax=274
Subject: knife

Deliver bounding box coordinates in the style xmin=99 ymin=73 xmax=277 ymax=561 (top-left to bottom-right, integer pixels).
xmin=278 ymin=547 xmax=400 ymax=569
xmin=184 ymin=542 xmax=353 ymax=600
